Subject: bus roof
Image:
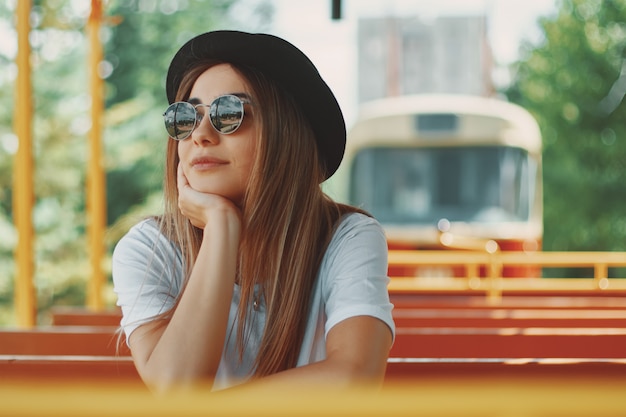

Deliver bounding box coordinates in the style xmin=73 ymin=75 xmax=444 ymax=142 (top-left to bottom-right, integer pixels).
xmin=348 ymin=94 xmax=542 ymax=154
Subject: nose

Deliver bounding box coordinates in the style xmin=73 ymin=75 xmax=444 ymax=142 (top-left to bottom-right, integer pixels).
xmin=191 ymin=113 xmax=219 ymax=145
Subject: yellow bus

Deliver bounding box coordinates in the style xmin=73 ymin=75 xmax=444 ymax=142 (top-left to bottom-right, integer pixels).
xmin=326 ymin=94 xmax=543 ymax=277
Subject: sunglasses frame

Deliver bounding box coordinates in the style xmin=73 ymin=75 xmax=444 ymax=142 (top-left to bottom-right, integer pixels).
xmin=163 ymin=94 xmax=251 ymax=141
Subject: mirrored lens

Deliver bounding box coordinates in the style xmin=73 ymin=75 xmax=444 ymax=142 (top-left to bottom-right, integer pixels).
xmin=164 ymin=102 xmax=197 ymax=140
xmin=210 ymin=95 xmax=245 ymax=134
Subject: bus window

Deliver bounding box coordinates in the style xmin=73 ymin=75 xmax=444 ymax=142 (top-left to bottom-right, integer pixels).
xmin=415 ymin=113 xmax=459 ymax=132
xmin=349 ymin=145 xmax=535 ymax=226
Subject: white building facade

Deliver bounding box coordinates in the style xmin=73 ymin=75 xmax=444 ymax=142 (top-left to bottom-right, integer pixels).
xmin=358 ymin=15 xmax=494 ymax=103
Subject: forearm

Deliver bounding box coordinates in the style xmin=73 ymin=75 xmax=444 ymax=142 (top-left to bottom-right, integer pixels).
xmin=131 ymin=210 xmax=240 ymax=391
xmin=247 ymin=356 xmax=385 ymax=390
xmin=221 ymin=316 xmax=392 ymax=394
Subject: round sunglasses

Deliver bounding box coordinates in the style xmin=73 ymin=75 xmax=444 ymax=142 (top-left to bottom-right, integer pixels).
xmin=163 ymin=94 xmax=251 ymax=140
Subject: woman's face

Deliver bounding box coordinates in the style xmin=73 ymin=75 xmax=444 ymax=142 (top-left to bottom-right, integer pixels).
xmin=178 ymin=64 xmax=257 ymax=205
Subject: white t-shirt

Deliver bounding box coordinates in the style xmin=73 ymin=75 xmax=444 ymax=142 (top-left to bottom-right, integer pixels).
xmin=112 ymin=212 xmax=395 ymax=390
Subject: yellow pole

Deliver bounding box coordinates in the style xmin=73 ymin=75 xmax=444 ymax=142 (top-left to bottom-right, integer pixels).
xmin=13 ymin=0 xmax=36 ymax=327
xmin=86 ymin=0 xmax=107 ymax=310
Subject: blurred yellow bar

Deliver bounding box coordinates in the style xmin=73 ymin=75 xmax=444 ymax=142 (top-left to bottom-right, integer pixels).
xmin=388 ymin=250 xmax=626 ymax=270
xmin=86 ymin=0 xmax=107 ymax=310
xmin=1 ymin=378 xmax=625 ymax=417
xmin=388 ymin=250 xmax=626 ymax=297
xmin=13 ymin=0 xmax=35 ymax=327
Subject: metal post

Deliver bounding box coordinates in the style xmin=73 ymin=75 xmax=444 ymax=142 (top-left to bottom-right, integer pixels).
xmin=13 ymin=0 xmax=36 ymax=327
xmin=86 ymin=0 xmax=107 ymax=310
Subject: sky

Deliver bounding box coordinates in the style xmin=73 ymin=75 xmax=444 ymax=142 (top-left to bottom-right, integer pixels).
xmin=265 ymin=0 xmax=559 ymax=127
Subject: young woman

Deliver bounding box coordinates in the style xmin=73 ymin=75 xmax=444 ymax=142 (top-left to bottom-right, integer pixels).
xmin=112 ymin=30 xmax=395 ymax=393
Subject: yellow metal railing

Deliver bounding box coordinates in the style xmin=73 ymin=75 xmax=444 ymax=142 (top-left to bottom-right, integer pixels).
xmin=388 ymin=250 xmax=626 ymax=301
xmin=12 ymin=1 xmax=109 ymax=327
xmin=86 ymin=0 xmax=107 ymax=310
xmin=13 ymin=0 xmax=35 ymax=328
xmin=3 ymin=378 xmax=626 ymax=417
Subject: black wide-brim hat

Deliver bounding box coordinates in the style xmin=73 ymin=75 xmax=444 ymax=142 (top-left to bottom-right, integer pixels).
xmin=166 ymin=30 xmax=346 ymax=180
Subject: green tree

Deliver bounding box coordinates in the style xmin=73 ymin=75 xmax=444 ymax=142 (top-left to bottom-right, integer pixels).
xmin=0 ymin=0 xmax=272 ymax=324
xmin=506 ymin=0 xmax=626 ymax=265
xmin=0 ymin=1 xmax=94 ymax=322
xmin=103 ymin=0 xmax=273 ymax=241
xmin=0 ymin=0 xmax=18 ymax=323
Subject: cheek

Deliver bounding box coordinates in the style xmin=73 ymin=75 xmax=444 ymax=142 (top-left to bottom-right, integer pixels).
xmin=176 ymin=142 xmax=191 ymax=175
xmin=245 ymin=141 xmax=257 ymax=164
xmin=243 ymin=144 xmax=257 ymax=175
xmin=233 ymin=137 xmax=257 ymax=168
xmin=177 ymin=141 xmax=189 ymax=161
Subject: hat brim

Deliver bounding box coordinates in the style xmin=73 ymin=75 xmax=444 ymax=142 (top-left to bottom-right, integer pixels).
xmin=166 ymin=30 xmax=345 ymax=180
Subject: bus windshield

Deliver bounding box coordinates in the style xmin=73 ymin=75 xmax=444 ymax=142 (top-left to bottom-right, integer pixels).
xmin=349 ymin=145 xmax=535 ymax=225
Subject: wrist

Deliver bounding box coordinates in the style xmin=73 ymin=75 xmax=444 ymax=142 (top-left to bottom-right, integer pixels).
xmin=202 ymin=204 xmax=242 ymax=238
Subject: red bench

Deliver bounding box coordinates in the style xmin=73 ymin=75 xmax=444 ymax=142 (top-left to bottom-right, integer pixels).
xmin=385 ymin=357 xmax=626 ymax=380
xmin=392 ymin=308 xmax=626 ymax=328
xmin=390 ymin=293 xmax=626 ymax=310
xmin=4 ymin=326 xmax=624 ymax=369
xmin=0 ymin=355 xmax=139 ymax=381
xmin=3 ymin=355 xmax=624 ymax=383
xmin=48 ymin=305 xmax=626 ymax=329
xmin=5 ymin=297 xmax=624 ymax=385
xmin=390 ymin=327 xmax=626 ymax=358
xmin=49 ymin=307 xmax=122 ymax=327
xmin=0 ymin=327 xmax=129 ymax=356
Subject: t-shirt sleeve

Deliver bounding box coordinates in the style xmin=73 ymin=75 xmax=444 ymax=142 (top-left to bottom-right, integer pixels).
xmin=321 ymin=214 xmax=395 ymax=341
xmin=111 ymin=219 xmax=183 ymax=344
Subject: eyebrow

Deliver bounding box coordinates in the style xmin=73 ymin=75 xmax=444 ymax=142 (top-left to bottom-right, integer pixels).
xmin=230 ymin=92 xmax=251 ymax=100
xmin=187 ymin=92 xmax=252 ymax=105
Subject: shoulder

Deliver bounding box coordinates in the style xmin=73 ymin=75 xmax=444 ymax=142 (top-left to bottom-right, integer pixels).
xmin=116 ymin=217 xmax=162 ymax=243
xmin=114 ymin=218 xmax=164 ymax=249
xmin=112 ymin=218 xmax=177 ymax=264
xmin=335 ymin=212 xmax=384 ymax=233
xmin=320 ymin=212 xmax=388 ymax=278
xmin=327 ymin=212 xmax=387 ymax=256
xmin=315 ymin=212 xmax=394 ymax=337
xmin=112 ymin=217 xmax=183 ymax=294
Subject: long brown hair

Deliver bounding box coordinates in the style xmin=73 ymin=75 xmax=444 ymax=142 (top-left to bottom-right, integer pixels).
xmin=160 ymin=61 xmax=364 ymax=376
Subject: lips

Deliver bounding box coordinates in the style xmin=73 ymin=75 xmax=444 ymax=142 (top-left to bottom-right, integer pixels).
xmin=190 ymin=156 xmax=228 ymax=170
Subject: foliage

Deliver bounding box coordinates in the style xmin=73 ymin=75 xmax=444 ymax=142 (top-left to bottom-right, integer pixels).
xmin=506 ymin=0 xmax=626 ymax=262
xmin=3 ymin=0 xmax=626 ymax=324
xmin=0 ymin=0 xmax=273 ymax=324
xmin=103 ymin=0 xmax=273 ymax=242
